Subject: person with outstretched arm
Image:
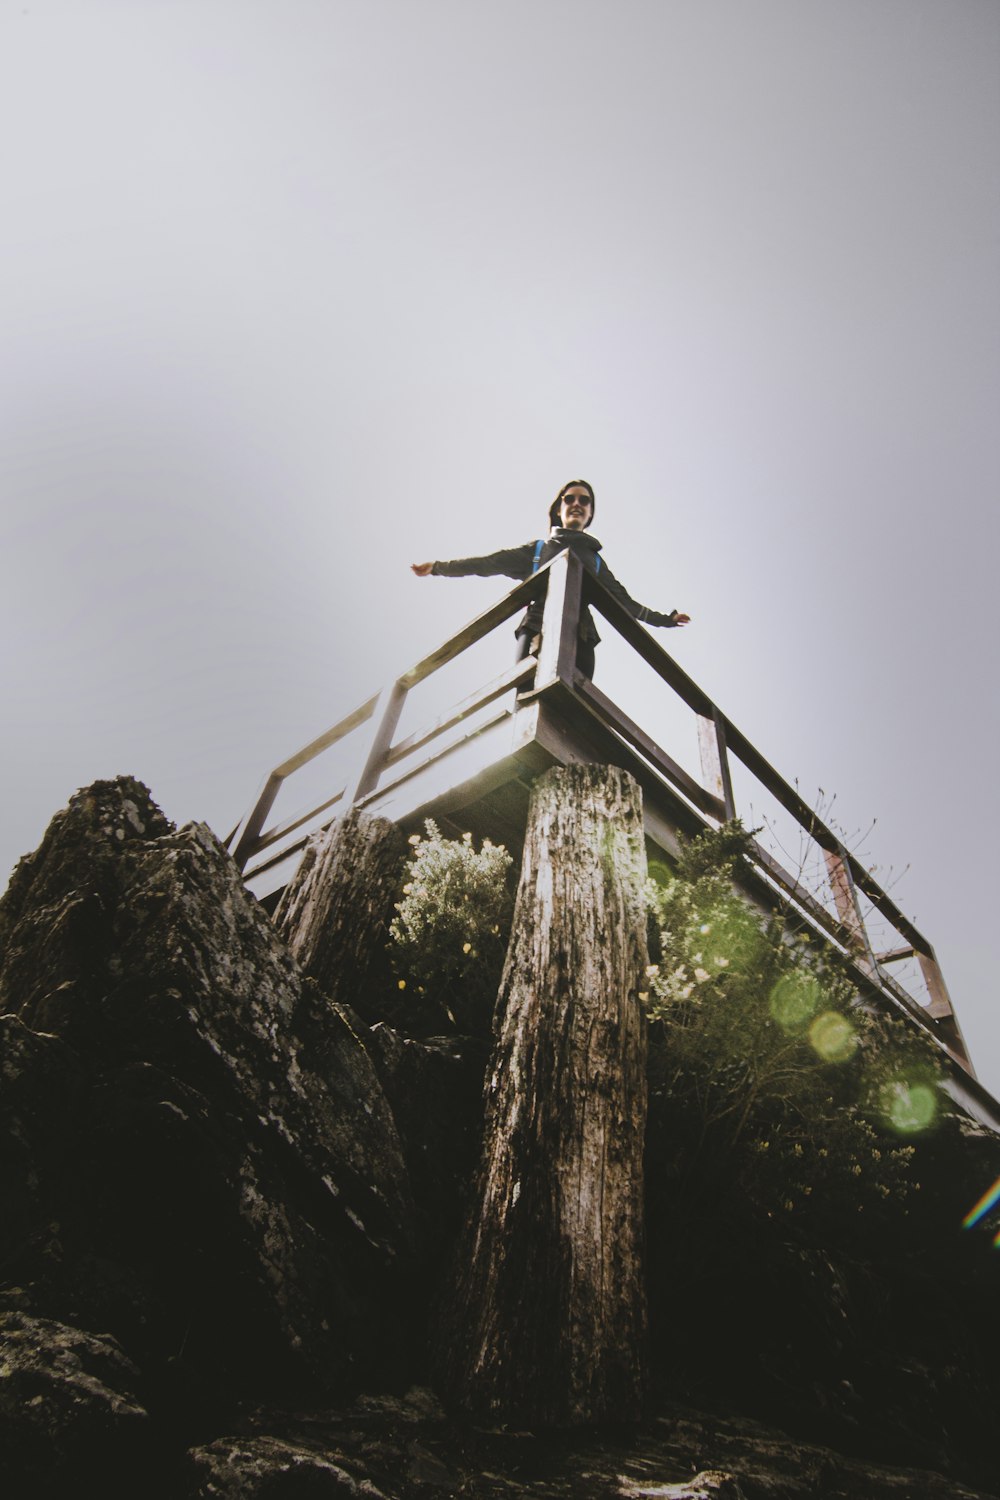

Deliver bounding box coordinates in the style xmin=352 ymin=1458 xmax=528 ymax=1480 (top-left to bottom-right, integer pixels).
xmin=411 ymin=479 xmax=690 ymax=681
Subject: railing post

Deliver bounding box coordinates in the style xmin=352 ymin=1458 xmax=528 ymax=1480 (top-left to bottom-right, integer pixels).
xmin=533 ymin=550 xmax=584 ymax=691
xmin=697 ymin=707 xmax=736 ymax=821
xmin=824 ymin=842 xmax=878 ymax=976
xmin=229 ymin=772 xmax=285 ymax=870
xmin=917 ymin=949 xmax=976 ymax=1074
xmin=342 ymin=679 xmax=409 ymax=807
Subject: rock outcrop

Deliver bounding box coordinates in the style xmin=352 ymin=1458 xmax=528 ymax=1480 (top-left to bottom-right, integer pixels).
xmin=2 ymin=776 xmax=1000 ymax=1497
xmin=181 ymin=1387 xmax=1000 ymax=1499
xmin=0 ymin=778 xmax=417 ymax=1492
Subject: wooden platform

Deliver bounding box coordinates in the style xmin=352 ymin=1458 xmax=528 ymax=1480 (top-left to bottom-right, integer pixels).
xmin=226 ymin=549 xmax=998 ymax=1131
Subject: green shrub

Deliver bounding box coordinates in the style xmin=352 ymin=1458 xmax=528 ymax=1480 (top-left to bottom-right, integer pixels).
xmin=645 ymin=822 xmax=942 ymax=1233
xmin=389 ymin=820 xmax=514 ymax=1034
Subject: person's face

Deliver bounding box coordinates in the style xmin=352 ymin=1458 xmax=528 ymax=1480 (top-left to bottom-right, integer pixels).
xmin=559 ymin=487 xmax=593 ymax=530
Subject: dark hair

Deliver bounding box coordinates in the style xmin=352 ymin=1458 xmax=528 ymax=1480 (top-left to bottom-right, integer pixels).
xmin=549 ymin=479 xmax=596 ymax=528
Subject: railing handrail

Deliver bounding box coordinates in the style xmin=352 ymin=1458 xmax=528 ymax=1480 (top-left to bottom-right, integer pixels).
xmin=226 ymin=556 xmax=565 ymax=868
xmin=573 ymin=562 xmax=933 ymax=954
xmin=568 ymin=555 xmax=968 ymax=1069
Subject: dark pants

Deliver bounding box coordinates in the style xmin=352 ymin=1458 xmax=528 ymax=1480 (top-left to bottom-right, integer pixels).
xmin=515 ymin=628 xmax=596 ymax=683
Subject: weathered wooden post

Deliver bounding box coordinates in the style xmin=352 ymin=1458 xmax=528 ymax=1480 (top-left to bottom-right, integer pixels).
xmin=440 ymin=763 xmax=650 ymax=1426
xmin=274 ymin=809 xmax=405 ymax=1014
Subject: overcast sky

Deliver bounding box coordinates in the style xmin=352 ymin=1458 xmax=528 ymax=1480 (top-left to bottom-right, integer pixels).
xmin=2 ymin=1 xmax=998 ymax=1094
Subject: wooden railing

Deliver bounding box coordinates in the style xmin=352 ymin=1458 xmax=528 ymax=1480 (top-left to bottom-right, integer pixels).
xmin=226 ymin=566 xmax=547 ymax=875
xmin=226 ymin=547 xmax=974 ymax=1075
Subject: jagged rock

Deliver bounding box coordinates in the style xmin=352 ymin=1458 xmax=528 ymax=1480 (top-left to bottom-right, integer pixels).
xmin=179 ymin=1392 xmax=1000 ymax=1498
xmin=275 ymin=811 xmax=406 ymax=1026
xmin=622 ymin=1478 xmax=746 ymax=1500
xmin=0 ymin=778 xmax=417 ymax=1407
xmin=187 ymin=1434 xmax=387 ymax=1497
xmin=0 ymin=1016 xmax=84 ymax=1287
xmin=0 ymin=777 xmax=173 ymax=1022
xmin=4 ymin=775 xmax=1000 ymax=1495
xmin=0 ymin=1311 xmax=153 ymax=1494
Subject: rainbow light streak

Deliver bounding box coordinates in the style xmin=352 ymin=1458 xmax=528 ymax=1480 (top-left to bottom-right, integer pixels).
xmin=962 ymin=1175 xmax=1000 ymax=1231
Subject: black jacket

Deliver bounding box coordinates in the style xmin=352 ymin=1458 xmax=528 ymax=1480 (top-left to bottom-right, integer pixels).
xmin=431 ymin=527 xmax=681 ymax=645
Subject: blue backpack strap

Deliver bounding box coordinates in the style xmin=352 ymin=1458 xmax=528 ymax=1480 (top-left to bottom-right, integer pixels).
xmin=532 ymin=539 xmax=544 ymax=573
xmin=595 ymin=554 xmax=601 ymax=575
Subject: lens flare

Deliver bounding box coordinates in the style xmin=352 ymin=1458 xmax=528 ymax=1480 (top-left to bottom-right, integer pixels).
xmin=699 ymin=905 xmax=762 ymax=973
xmin=808 ymin=1011 xmax=857 ymax=1062
xmin=962 ymin=1174 xmax=1000 ymax=1230
xmin=881 ymin=1078 xmax=938 ymax=1135
xmin=769 ymin=973 xmax=821 ymax=1031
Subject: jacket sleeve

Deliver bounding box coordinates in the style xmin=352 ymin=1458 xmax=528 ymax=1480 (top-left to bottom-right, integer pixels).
xmin=595 ymin=561 xmax=680 ymax=627
xmin=431 ymin=542 xmax=536 ymax=580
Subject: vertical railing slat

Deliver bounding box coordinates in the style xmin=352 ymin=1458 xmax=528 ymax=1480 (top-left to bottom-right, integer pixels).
xmin=230 ymin=772 xmax=285 ymax=870
xmin=343 ymin=679 xmax=410 ymax=807
xmin=697 ymin=708 xmax=736 ymax=821
xmin=533 ymin=550 xmax=583 ymax=691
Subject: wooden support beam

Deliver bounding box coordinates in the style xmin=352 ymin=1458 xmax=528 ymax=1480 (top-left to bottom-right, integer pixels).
xmin=439 ymin=764 xmax=648 ymax=1425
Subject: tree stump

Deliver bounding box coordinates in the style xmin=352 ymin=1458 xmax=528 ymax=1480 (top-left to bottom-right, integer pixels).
xmin=274 ymin=810 xmax=405 ymax=1018
xmin=440 ymin=764 xmax=650 ymax=1425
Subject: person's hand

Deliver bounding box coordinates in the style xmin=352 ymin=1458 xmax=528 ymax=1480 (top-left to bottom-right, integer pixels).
xmin=673 ymin=612 xmax=691 ymax=626
xmin=411 ymin=562 xmax=434 ymax=576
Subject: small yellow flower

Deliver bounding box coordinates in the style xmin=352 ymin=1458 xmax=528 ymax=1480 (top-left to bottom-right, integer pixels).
xmin=398 ymin=980 xmax=406 ymax=990
xmin=462 ymin=942 xmax=472 ymax=954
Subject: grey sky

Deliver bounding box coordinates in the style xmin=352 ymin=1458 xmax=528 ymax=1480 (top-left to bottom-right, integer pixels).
xmin=2 ymin=2 xmax=998 ymax=1090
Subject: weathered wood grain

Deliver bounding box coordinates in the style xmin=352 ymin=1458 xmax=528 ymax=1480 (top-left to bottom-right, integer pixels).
xmin=441 ymin=763 xmax=649 ymax=1425
xmin=274 ymin=809 xmax=405 ymax=1016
